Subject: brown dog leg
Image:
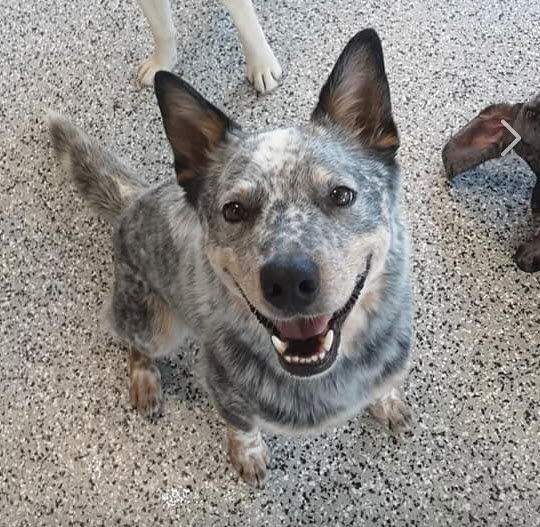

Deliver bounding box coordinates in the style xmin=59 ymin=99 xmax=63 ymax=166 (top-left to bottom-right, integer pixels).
xmin=515 ymin=229 xmax=540 ymax=273
xmin=531 ymin=176 xmax=540 ymax=214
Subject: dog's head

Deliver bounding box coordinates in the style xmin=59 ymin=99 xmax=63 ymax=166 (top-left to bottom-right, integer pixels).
xmin=443 ymin=92 xmax=540 ymax=178
xmin=155 ymin=29 xmax=400 ymax=377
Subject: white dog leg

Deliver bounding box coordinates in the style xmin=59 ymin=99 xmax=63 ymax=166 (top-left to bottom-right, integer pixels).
xmin=221 ymin=0 xmax=282 ymax=94
xmin=136 ymin=0 xmax=178 ymax=86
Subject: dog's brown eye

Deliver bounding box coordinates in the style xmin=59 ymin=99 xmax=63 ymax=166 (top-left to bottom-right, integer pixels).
xmin=222 ymin=202 xmax=247 ymax=223
xmin=330 ymin=186 xmax=356 ymax=207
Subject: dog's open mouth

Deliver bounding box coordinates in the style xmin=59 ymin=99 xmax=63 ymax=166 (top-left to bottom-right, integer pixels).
xmin=239 ymin=258 xmax=371 ymax=377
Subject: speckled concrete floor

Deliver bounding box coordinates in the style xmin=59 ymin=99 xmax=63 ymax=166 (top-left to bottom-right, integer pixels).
xmin=1 ymin=0 xmax=539 ymax=525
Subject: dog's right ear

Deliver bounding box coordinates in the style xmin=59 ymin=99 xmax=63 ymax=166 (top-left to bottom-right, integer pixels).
xmin=311 ymin=29 xmax=399 ymax=155
xmin=154 ymin=71 xmax=238 ymax=199
xmin=442 ymin=104 xmax=518 ymax=178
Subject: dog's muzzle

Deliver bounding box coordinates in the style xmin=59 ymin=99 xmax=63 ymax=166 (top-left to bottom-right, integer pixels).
xmin=239 ymin=256 xmax=372 ymax=377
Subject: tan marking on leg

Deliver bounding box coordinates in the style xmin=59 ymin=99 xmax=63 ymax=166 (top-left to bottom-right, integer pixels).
xmin=148 ymin=295 xmax=175 ymax=343
xmin=128 ymin=348 xmax=163 ymax=418
xmin=226 ymin=424 xmax=271 ymax=488
xmin=145 ymin=294 xmax=187 ymax=358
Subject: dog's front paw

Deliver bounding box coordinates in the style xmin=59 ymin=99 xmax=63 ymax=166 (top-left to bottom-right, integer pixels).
xmin=515 ymin=238 xmax=540 ymax=273
xmin=245 ymin=45 xmax=282 ymax=94
xmin=226 ymin=426 xmax=271 ymax=488
xmin=369 ymin=388 xmax=412 ymax=435
xmin=128 ymin=350 xmax=163 ymax=418
xmin=137 ymin=46 xmax=177 ymax=87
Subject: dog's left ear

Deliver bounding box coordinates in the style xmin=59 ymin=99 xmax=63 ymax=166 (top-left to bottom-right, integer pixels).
xmin=311 ymin=29 xmax=399 ymax=155
xmin=154 ymin=71 xmax=239 ymax=198
xmin=442 ymin=103 xmax=518 ymax=178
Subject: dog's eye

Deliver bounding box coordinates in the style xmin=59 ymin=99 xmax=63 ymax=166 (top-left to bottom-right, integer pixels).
xmin=222 ymin=202 xmax=247 ymax=223
xmin=526 ymin=107 xmax=539 ymax=121
xmin=330 ymin=186 xmax=356 ymax=207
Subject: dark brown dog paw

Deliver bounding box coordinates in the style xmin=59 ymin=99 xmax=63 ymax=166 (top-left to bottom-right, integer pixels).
xmin=531 ymin=186 xmax=540 ymax=214
xmin=515 ymin=240 xmax=540 ymax=273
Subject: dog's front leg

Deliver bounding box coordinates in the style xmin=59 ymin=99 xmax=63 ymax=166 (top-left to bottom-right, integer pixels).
xmin=515 ymin=228 xmax=540 ymax=273
xmin=369 ymin=387 xmax=412 ymax=435
xmin=136 ymin=0 xmax=177 ymax=86
xmin=221 ymin=0 xmax=282 ymax=94
xmin=225 ymin=423 xmax=271 ymax=488
xmin=531 ymin=174 xmax=540 ymax=214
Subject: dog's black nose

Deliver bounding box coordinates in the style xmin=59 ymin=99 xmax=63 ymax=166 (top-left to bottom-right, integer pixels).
xmin=260 ymin=253 xmax=320 ymax=312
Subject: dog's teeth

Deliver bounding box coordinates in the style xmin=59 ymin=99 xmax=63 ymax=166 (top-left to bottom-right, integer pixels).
xmin=291 ymin=356 xmax=300 ymax=363
xmin=283 ymin=355 xmax=293 ymax=363
xmin=271 ymin=335 xmax=288 ymax=354
xmin=316 ymin=351 xmax=325 ymax=361
xmin=323 ymin=329 xmax=334 ymax=352
xmin=298 ymin=357 xmax=307 ymax=364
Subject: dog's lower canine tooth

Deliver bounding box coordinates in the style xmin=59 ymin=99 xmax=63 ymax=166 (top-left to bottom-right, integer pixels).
xmin=323 ymin=329 xmax=334 ymax=352
xmin=271 ymin=335 xmax=288 ymax=354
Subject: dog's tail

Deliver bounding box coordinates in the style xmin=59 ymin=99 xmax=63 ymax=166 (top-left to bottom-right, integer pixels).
xmin=47 ymin=112 xmax=149 ymax=223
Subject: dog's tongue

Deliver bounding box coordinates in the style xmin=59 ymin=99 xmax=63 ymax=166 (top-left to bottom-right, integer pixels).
xmin=275 ymin=315 xmax=332 ymax=340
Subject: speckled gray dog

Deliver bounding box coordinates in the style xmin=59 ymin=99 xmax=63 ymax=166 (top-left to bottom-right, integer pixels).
xmin=49 ymin=29 xmax=413 ymax=487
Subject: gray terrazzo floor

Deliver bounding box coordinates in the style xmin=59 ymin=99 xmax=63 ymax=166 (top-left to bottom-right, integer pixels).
xmin=1 ymin=0 xmax=539 ymax=525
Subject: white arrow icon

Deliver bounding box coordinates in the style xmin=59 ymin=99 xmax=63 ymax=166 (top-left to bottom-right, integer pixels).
xmin=500 ymin=120 xmax=521 ymax=156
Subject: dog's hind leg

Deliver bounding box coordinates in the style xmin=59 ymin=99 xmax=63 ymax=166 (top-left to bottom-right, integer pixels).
xmin=108 ymin=266 xmax=186 ymax=417
xmin=128 ymin=347 xmax=163 ymax=417
xmin=136 ymin=0 xmax=177 ymax=86
xmin=221 ymin=0 xmax=282 ymax=94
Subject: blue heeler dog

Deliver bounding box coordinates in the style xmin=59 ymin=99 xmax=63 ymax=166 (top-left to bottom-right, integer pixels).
xmin=48 ymin=29 xmax=413 ymax=487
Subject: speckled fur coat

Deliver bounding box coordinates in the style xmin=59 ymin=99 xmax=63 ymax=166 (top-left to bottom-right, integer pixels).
xmin=49 ymin=29 xmax=413 ymax=487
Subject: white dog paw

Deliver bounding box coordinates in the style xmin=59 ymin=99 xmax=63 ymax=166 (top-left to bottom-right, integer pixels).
xmin=245 ymin=46 xmax=282 ymax=94
xmin=137 ymin=47 xmax=177 ymax=87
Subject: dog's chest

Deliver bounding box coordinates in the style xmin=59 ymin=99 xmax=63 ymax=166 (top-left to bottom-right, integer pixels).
xmin=249 ymin=358 xmax=376 ymax=433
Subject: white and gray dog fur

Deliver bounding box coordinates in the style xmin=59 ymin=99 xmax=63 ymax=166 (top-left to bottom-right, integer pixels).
xmin=49 ymin=29 xmax=413 ymax=487
xmin=136 ymin=0 xmax=282 ymax=93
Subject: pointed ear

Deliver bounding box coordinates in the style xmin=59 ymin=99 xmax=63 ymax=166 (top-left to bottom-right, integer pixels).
xmin=154 ymin=71 xmax=239 ymax=190
xmin=442 ymin=103 xmax=519 ymax=178
xmin=311 ymin=29 xmax=399 ymax=154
